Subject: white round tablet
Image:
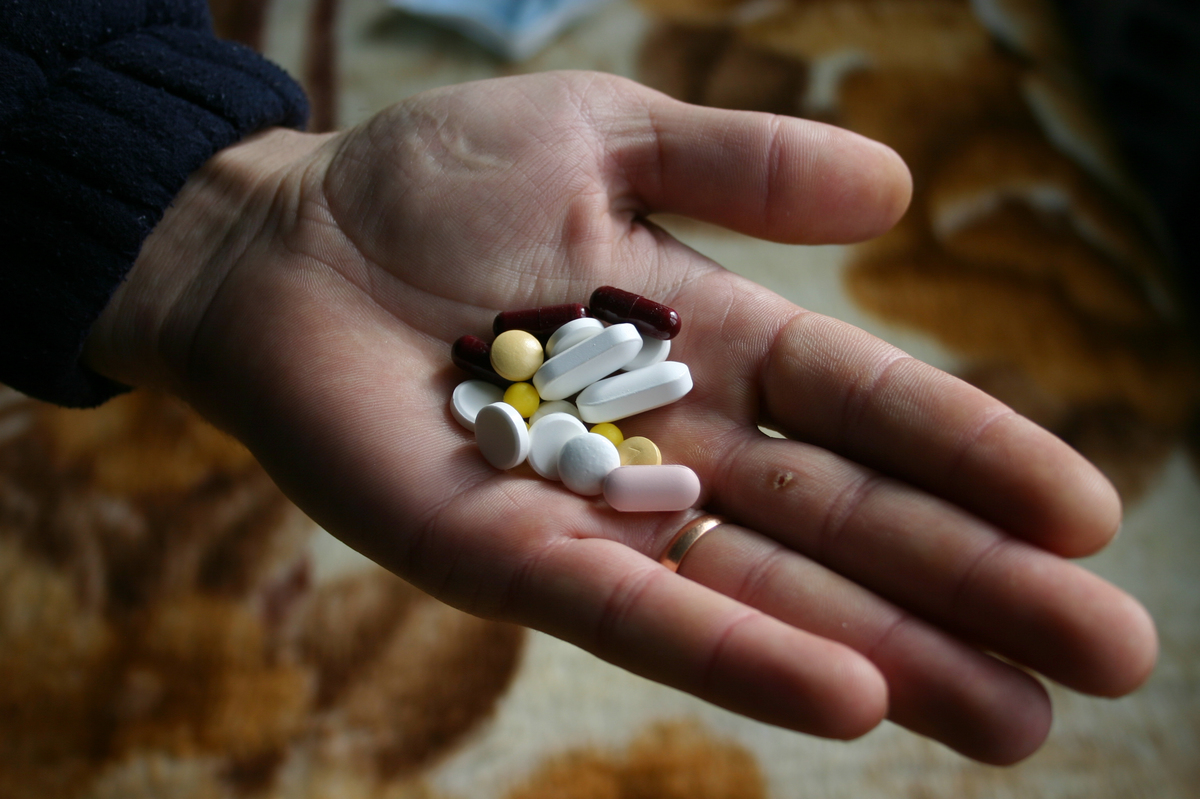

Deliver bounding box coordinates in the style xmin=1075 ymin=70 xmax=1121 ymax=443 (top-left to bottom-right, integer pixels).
xmin=546 ymin=317 xmax=604 ymax=358
xmin=451 ymin=380 xmax=505 ymax=431
xmin=474 ymin=402 xmax=530 ymax=470
xmin=557 ymin=433 xmax=621 ymax=496
xmin=623 ymin=333 xmax=670 ymax=371
xmin=529 ymin=399 xmax=582 ymax=426
xmin=528 ymin=413 xmax=587 ymax=480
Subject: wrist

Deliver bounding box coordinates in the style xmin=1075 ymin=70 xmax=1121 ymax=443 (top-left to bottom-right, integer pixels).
xmin=83 ymin=127 xmax=329 ymax=395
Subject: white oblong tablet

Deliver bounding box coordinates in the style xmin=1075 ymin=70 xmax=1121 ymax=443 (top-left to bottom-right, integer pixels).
xmin=557 ymin=433 xmax=620 ymax=496
xmin=623 ymin=334 xmax=670 ymax=371
xmin=528 ymin=413 xmax=588 ymax=480
xmin=451 ymin=380 xmax=505 ymax=431
xmin=475 ymin=402 xmax=530 ymax=470
xmin=603 ymin=465 xmax=701 ymax=512
xmin=529 ymin=399 xmax=581 ymax=426
xmin=533 ymin=323 xmax=642 ymax=401
xmin=576 ymin=361 xmax=693 ymax=424
xmin=546 ymin=317 xmax=604 ymax=358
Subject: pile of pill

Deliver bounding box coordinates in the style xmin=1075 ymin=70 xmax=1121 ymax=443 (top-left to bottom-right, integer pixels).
xmin=449 ymin=286 xmax=700 ymax=512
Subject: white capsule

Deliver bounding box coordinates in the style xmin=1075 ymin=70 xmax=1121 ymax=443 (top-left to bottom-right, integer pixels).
xmin=603 ymin=465 xmax=701 ymax=512
xmin=529 ymin=399 xmax=581 ymax=425
xmin=528 ymin=413 xmax=588 ymax=480
xmin=533 ymin=323 xmax=642 ymax=401
xmin=557 ymin=433 xmax=621 ymax=496
xmin=451 ymin=380 xmax=505 ymax=431
xmin=474 ymin=402 xmax=530 ymax=470
xmin=576 ymin=361 xmax=693 ymax=424
xmin=623 ymin=333 xmax=670 ymax=371
xmin=546 ymin=317 xmax=604 ymax=358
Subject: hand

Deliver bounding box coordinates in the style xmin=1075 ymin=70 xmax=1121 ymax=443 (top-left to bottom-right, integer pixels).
xmin=85 ymin=71 xmax=1156 ymax=764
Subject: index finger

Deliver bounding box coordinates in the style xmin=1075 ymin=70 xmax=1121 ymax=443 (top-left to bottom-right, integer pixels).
xmin=758 ymin=307 xmax=1122 ymax=557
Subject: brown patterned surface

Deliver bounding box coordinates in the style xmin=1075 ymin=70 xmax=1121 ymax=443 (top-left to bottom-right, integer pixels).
xmin=0 ymin=390 xmax=523 ymax=797
xmin=503 ymin=722 xmax=765 ymax=799
xmin=637 ymin=0 xmax=1199 ymax=503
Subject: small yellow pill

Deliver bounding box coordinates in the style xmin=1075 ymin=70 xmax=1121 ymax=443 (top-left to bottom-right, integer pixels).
xmin=590 ymin=422 xmax=624 ymax=447
xmin=617 ymin=436 xmax=661 ymax=466
xmin=491 ymin=330 xmax=544 ymax=381
xmin=504 ymin=382 xmax=541 ymax=418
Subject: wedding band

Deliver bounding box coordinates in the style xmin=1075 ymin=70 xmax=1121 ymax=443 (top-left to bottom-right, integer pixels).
xmin=659 ymin=514 xmax=725 ymax=572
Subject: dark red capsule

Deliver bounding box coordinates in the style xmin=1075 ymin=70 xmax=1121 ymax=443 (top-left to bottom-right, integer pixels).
xmin=451 ymin=335 xmax=512 ymax=387
xmin=589 ymin=286 xmax=681 ymax=340
xmin=493 ymin=303 xmax=589 ymax=339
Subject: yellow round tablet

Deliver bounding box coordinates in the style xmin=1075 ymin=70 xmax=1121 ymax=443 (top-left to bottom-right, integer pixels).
xmin=491 ymin=330 xmax=544 ymax=381
xmin=590 ymin=423 xmax=624 ymax=447
xmin=503 ymin=382 xmax=541 ymax=418
xmin=617 ymin=436 xmax=661 ymax=466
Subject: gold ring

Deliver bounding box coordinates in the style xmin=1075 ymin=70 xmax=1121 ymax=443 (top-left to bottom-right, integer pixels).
xmin=659 ymin=514 xmax=725 ymax=572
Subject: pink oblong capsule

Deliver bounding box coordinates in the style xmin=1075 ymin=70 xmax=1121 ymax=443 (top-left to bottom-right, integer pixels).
xmin=493 ymin=303 xmax=590 ymax=339
xmin=602 ymin=465 xmax=700 ymax=512
xmin=451 ymin=335 xmax=511 ymax=387
xmin=589 ymin=286 xmax=681 ymax=340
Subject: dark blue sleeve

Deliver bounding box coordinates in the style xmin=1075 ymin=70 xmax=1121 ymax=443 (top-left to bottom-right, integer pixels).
xmin=0 ymin=0 xmax=309 ymax=407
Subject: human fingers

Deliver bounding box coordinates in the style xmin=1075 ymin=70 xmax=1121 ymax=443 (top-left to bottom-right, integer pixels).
xmin=611 ymin=265 xmax=1150 ymax=698
xmin=678 ymin=522 xmax=1051 ymax=765
xmin=556 ymin=259 xmax=1148 ymax=708
xmin=758 ymin=308 xmax=1122 ymax=558
xmin=603 ymin=80 xmax=911 ymax=244
xmin=698 ymin=431 xmax=1157 ymax=699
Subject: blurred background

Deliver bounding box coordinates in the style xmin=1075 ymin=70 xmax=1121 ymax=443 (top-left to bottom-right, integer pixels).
xmin=2 ymin=1 xmax=1198 ymax=796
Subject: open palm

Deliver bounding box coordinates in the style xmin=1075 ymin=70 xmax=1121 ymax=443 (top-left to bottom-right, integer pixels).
xmin=89 ymin=72 xmax=1156 ymax=764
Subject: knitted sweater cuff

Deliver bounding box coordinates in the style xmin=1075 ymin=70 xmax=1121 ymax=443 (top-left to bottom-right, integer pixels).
xmin=0 ymin=20 xmax=308 ymax=407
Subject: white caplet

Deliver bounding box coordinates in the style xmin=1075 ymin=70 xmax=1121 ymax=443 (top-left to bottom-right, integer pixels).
xmin=623 ymin=333 xmax=670 ymax=371
xmin=576 ymin=361 xmax=692 ymax=423
xmin=557 ymin=433 xmax=620 ymax=496
xmin=451 ymin=380 xmax=505 ymax=431
xmin=474 ymin=402 xmax=530 ymax=470
xmin=546 ymin=317 xmax=604 ymax=358
xmin=529 ymin=399 xmax=581 ymax=425
xmin=533 ymin=323 xmax=642 ymax=401
xmin=527 ymin=412 xmax=587 ymax=480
